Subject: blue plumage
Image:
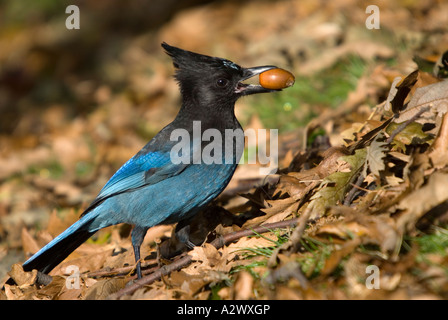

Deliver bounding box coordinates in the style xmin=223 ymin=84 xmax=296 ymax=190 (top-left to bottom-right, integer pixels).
xmin=21 ymin=43 xmax=283 ymax=279
xmin=98 ymin=151 xmax=171 ymax=199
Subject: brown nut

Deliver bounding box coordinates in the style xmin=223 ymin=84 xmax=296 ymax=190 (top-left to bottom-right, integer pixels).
xmin=259 ymin=68 xmax=295 ymax=90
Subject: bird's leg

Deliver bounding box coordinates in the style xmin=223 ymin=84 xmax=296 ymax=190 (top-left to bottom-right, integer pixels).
xmin=133 ymin=244 xmax=142 ymax=279
xmin=131 ymin=226 xmax=148 ymax=279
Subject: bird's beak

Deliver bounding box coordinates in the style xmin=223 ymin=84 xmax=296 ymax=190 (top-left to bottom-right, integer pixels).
xmin=235 ymin=65 xmax=281 ymax=95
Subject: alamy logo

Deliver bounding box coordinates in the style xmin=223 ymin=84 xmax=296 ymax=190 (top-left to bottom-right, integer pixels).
xmin=170 ymin=121 xmax=278 ymax=175
xmin=65 ymin=265 xmax=80 ymax=289
xmin=365 ymin=265 xmax=380 ymax=289
xmin=65 ymin=5 xmax=80 ymax=30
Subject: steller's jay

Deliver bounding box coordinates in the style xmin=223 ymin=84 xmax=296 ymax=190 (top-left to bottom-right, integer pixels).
xmin=21 ymin=43 xmax=285 ymax=279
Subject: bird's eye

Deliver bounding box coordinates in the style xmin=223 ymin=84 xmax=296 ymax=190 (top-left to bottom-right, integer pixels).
xmin=216 ymin=78 xmax=229 ymax=88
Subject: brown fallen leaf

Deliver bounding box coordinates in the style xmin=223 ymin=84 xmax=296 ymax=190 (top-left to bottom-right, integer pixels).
xmin=168 ymin=269 xmax=214 ymax=299
xmin=315 ymin=211 xmax=400 ymax=255
xmin=315 ymin=221 xmax=370 ymax=240
xmin=390 ymin=70 xmax=419 ymax=113
xmin=262 ymin=201 xmax=299 ymax=225
xmin=45 ymin=208 xmax=81 ymax=239
xmin=35 ymin=276 xmax=77 ymax=300
xmin=21 ymin=227 xmax=41 ymax=256
xmin=7 ymin=263 xmax=37 ymax=288
xmin=429 ymin=112 xmax=448 ymax=168
xmin=84 ymin=277 xmax=128 ymax=300
xmin=189 ymin=243 xmax=222 ymax=269
xmin=247 ymin=197 xmax=297 ymax=226
xmin=395 ymin=80 xmax=448 ymax=124
xmin=396 ymin=172 xmax=448 ymax=232
xmin=233 ymin=270 xmax=254 ymax=300
xmin=320 ymin=238 xmax=362 ymax=276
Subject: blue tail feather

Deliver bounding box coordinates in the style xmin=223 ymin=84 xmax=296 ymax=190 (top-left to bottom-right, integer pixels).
xmin=22 ymin=213 xmax=99 ymax=274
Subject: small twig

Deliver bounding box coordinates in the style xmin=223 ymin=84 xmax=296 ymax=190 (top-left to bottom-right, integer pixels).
xmin=210 ymin=218 xmax=299 ymax=248
xmin=108 ymin=254 xmax=194 ymax=299
xmin=285 ymin=205 xmax=314 ymax=254
xmin=108 ymin=217 xmax=300 ymax=299
xmin=86 ymin=258 xmax=159 ymax=278
xmin=343 ymin=170 xmax=366 ymax=206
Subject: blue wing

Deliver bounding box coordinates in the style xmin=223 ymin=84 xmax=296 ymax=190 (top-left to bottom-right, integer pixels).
xmin=82 ymin=142 xmax=190 ymax=215
xmin=81 ymin=122 xmax=205 ymax=215
xmin=97 ymin=151 xmax=172 ymax=199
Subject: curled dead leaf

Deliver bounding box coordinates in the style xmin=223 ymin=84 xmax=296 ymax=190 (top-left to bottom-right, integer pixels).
xmin=316 ymin=221 xmax=370 ymax=239
xmin=397 ymin=172 xmax=448 ymax=232
xmin=395 ymin=80 xmax=448 ymax=124
xmin=189 ymin=243 xmax=221 ymax=269
xmin=315 ymin=214 xmax=400 ymax=254
xmin=7 ymin=263 xmax=37 ymax=288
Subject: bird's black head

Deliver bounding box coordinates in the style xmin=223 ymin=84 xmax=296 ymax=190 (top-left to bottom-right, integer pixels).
xmin=162 ymin=42 xmax=281 ymax=110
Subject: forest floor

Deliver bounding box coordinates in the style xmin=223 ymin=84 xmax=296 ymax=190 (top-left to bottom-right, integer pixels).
xmin=1 ymin=0 xmax=448 ymax=300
